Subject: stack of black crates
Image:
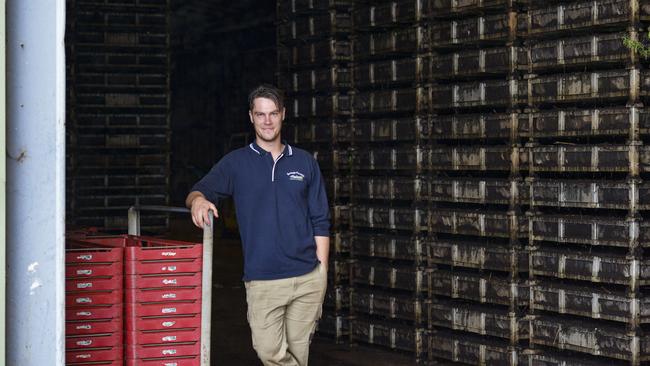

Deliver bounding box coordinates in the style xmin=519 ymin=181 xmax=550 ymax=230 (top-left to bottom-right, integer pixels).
xmin=277 ymin=0 xmax=650 ymax=364
xmin=276 ymin=0 xmax=355 ymax=344
xmin=66 ymin=0 xmax=171 ymax=232
xmin=522 ymin=1 xmax=650 ymax=365
xmin=348 ymin=0 xmax=430 ymax=361
xmin=427 ymin=0 xmax=529 ymax=364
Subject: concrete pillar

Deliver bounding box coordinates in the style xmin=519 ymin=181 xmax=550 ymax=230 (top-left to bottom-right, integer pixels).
xmin=6 ymin=0 xmax=66 ymax=364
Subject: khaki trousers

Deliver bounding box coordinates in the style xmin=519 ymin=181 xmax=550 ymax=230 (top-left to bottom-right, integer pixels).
xmin=245 ymin=263 xmax=328 ymax=366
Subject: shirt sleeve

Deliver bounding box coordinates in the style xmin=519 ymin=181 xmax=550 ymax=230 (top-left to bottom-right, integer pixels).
xmin=190 ymin=157 xmax=234 ymax=204
xmin=308 ymin=156 xmax=331 ymax=237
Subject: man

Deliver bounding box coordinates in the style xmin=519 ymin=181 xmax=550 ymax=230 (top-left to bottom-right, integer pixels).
xmin=186 ymin=84 xmax=330 ymax=366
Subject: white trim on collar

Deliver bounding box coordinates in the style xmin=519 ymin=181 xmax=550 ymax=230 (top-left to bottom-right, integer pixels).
xmin=287 ymin=144 xmax=293 ymax=156
xmin=249 ymin=143 xmax=261 ymax=155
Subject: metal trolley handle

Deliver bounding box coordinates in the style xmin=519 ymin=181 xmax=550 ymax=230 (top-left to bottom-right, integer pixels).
xmin=128 ymin=205 xmax=214 ymax=366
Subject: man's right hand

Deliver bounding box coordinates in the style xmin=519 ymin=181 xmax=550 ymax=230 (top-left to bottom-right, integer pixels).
xmin=189 ymin=194 xmax=219 ymax=229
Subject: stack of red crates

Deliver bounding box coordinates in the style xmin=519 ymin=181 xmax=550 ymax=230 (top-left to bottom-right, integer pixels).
xmin=125 ymin=237 xmax=203 ymax=365
xmin=65 ymin=237 xmax=125 ymax=366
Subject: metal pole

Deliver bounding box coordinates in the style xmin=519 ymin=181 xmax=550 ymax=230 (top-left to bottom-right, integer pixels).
xmin=128 ymin=206 xmax=141 ymax=236
xmin=201 ymin=210 xmax=214 ymax=366
xmin=0 ymin=0 xmax=7 ymax=362
xmin=6 ymin=0 xmax=66 ymax=364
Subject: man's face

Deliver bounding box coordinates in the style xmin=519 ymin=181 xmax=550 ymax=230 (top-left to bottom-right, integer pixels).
xmin=249 ymin=97 xmax=284 ymax=144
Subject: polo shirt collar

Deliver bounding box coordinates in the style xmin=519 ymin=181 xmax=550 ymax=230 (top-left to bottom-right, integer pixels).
xmin=249 ymin=141 xmax=293 ymax=157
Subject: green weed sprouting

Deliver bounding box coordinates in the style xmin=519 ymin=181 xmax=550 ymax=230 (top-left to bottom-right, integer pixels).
xmin=623 ymin=29 xmax=650 ymax=59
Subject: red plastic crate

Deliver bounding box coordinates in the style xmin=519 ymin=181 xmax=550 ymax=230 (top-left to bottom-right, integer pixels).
xmin=66 ymin=347 xmax=123 ymax=364
xmin=66 ymin=261 xmax=123 ymax=278
xmin=126 ymin=287 xmax=201 ymax=303
xmin=66 ymin=333 xmax=123 ymax=349
xmin=126 ymin=272 xmax=202 ymax=289
xmin=72 ymin=235 xmax=134 ymax=248
xmin=66 ymin=304 xmax=123 ymax=321
xmin=67 ymin=291 xmax=122 ymax=307
xmin=127 ymin=301 xmax=201 ymax=317
xmin=69 ymin=361 xmax=124 ymax=366
xmin=126 ymin=342 xmax=200 ymax=359
xmin=127 ymin=328 xmax=201 ymax=345
xmin=66 ymin=276 xmax=123 ymax=292
xmin=126 ymin=314 xmax=201 ymax=332
xmin=125 ymin=241 xmax=202 ymax=261
xmin=125 ymin=356 xmax=199 ymax=366
xmin=125 ymin=259 xmax=202 ymax=275
xmin=66 ymin=318 xmax=123 ymax=336
xmin=65 ymin=247 xmax=123 ymax=264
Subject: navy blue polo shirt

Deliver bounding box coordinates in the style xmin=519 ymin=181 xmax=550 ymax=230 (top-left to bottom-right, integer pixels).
xmin=191 ymin=142 xmax=330 ymax=281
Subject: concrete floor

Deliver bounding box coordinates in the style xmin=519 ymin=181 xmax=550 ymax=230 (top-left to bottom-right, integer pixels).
xmin=168 ymin=220 xmax=417 ymax=365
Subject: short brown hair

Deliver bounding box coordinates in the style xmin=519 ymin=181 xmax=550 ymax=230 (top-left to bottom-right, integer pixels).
xmin=248 ymin=84 xmax=285 ymax=111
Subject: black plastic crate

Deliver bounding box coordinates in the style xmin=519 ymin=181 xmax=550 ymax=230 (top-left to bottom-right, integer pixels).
xmin=333 ymin=231 xmax=352 ymax=255
xmin=431 ymin=112 xmax=522 ymax=141
xmin=350 ymin=317 xmax=427 ymax=357
xmin=279 ymin=0 xmax=353 ymax=16
xmin=351 ymin=288 xmax=425 ymax=324
xmin=518 ymin=0 xmax=634 ymax=38
xmin=429 ymin=177 xmax=525 ymax=206
xmin=323 ymin=175 xmax=350 ymax=203
xmin=352 ymin=116 xmax=429 ymax=143
xmin=352 ymin=260 xmax=426 ymax=294
xmin=324 ymin=285 xmax=350 ymax=312
xmin=428 ymin=299 xmax=528 ymax=342
xmin=428 ymin=270 xmax=529 ymax=306
xmin=529 ymin=315 xmax=643 ymax=362
xmin=351 ymin=146 xmax=428 ymax=173
xmin=530 ymin=247 xmax=650 ymax=287
xmin=353 ymin=0 xmax=428 ymax=31
xmin=285 ymin=38 xmax=352 ymax=68
xmin=527 ymin=70 xmax=639 ymax=105
xmin=429 ymin=0 xmax=519 ymax=17
xmin=520 ymin=107 xmax=649 ymax=140
xmin=428 ymin=238 xmax=528 ymax=273
xmin=75 ymin=30 xmax=167 ymax=48
xmin=528 ymin=32 xmax=630 ymax=71
xmin=350 ymin=205 xmax=428 ymax=233
xmin=430 ymin=209 xmax=528 ymax=239
xmin=288 ymin=93 xmax=350 ymax=118
xmin=283 ymin=66 xmax=351 ymax=93
xmin=353 ymin=56 xmax=429 ymax=89
xmin=431 ymin=46 xmax=527 ymax=79
xmin=430 ymin=78 xmax=527 ymax=110
xmin=353 ymin=26 xmax=428 ymax=61
xmin=316 ymin=313 xmax=350 ymax=343
xmin=529 ymin=144 xmax=636 ymax=174
xmin=351 ymin=176 xmax=423 ymax=202
xmin=529 ymin=213 xmax=649 ymax=248
xmin=329 ymin=257 xmax=351 ymax=284
xmin=531 ymin=279 xmax=650 ymax=324
xmin=430 ymin=13 xmax=512 ymax=48
xmin=522 ymin=349 xmax=629 ymax=366
xmin=352 ymin=233 xmax=425 ymax=263
xmin=75 ymin=112 xmax=169 ymax=129
xmin=527 ymin=179 xmax=641 ymax=210
xmin=430 ymin=146 xmax=526 ymax=172
xmin=428 ymin=329 xmax=520 ymax=365
xmin=278 ymin=10 xmax=352 ymax=43
xmin=352 ymin=87 xmax=427 ymax=116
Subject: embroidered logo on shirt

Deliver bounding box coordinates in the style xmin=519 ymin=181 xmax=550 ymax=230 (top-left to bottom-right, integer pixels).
xmin=287 ymin=171 xmax=305 ymax=181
